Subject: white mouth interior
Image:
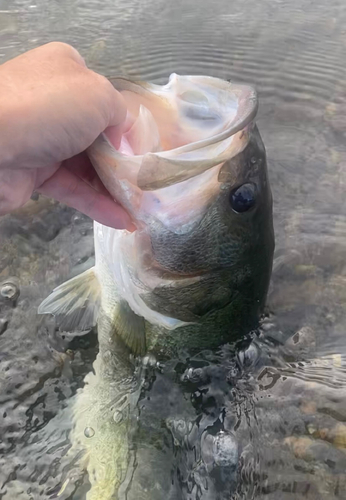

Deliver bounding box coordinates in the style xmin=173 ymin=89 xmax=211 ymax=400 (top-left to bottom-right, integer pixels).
xmin=117 ymin=74 xmax=239 ymax=157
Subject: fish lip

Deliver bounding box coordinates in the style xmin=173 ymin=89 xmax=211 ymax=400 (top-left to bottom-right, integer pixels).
xmin=105 ymin=75 xmax=258 ymax=158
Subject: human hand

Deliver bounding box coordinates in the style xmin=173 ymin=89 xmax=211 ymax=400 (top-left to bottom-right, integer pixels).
xmin=0 ymin=42 xmax=134 ymax=230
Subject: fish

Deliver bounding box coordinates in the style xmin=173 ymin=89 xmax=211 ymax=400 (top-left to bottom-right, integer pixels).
xmin=38 ymin=74 xmax=274 ymax=499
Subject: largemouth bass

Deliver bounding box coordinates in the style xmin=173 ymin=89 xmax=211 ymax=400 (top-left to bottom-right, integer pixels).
xmin=39 ymin=74 xmax=274 ymax=499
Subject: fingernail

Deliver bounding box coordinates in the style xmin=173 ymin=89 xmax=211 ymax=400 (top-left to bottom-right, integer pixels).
xmin=126 ymin=222 xmax=137 ymax=233
xmin=105 ymin=123 xmax=124 ymax=150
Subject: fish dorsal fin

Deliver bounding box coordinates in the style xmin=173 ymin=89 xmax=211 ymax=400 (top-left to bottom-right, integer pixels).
xmin=38 ymin=267 xmax=101 ymax=332
xmin=112 ymin=301 xmax=146 ymax=356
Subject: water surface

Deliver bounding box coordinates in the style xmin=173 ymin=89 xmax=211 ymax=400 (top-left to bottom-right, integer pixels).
xmin=1 ymin=0 xmax=346 ymax=498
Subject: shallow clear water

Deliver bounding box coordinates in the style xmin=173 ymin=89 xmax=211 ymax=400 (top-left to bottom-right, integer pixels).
xmin=1 ymin=0 xmax=346 ymax=498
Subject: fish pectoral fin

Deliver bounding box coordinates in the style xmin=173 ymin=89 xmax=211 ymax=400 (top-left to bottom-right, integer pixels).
xmin=113 ymin=301 xmax=146 ymax=356
xmin=38 ymin=267 xmax=101 ymax=332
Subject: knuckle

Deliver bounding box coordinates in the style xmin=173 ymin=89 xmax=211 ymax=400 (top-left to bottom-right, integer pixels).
xmin=44 ymin=42 xmax=85 ymax=66
xmin=92 ymin=75 xmax=126 ymax=124
xmin=94 ymin=72 xmax=112 ymax=93
xmin=89 ymin=73 xmax=116 ymax=117
xmin=45 ymin=41 xmax=74 ymax=54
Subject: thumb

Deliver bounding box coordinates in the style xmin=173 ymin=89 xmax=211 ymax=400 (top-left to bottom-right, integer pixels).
xmin=99 ymin=79 xmax=127 ymax=149
xmin=105 ymin=81 xmax=127 ymax=128
xmin=104 ymin=123 xmax=124 ymax=150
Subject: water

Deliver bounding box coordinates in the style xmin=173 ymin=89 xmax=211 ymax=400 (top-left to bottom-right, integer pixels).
xmin=1 ymin=0 xmax=346 ymax=498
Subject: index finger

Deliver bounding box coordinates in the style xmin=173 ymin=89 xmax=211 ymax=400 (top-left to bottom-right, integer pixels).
xmin=37 ymin=165 xmax=136 ymax=230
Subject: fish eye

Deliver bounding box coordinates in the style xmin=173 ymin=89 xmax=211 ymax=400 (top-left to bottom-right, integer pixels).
xmin=230 ymin=183 xmax=256 ymax=213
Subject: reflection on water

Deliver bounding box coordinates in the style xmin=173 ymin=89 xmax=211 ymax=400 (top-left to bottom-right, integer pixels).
xmin=1 ymin=0 xmax=346 ymax=498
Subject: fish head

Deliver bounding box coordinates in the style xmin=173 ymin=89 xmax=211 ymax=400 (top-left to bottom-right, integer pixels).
xmin=88 ymin=74 xmax=274 ymax=335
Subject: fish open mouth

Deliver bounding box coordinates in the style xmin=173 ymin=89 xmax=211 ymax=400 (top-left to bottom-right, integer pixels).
xmin=111 ymin=74 xmax=257 ymax=157
xmin=87 ymin=74 xmax=258 ymax=225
